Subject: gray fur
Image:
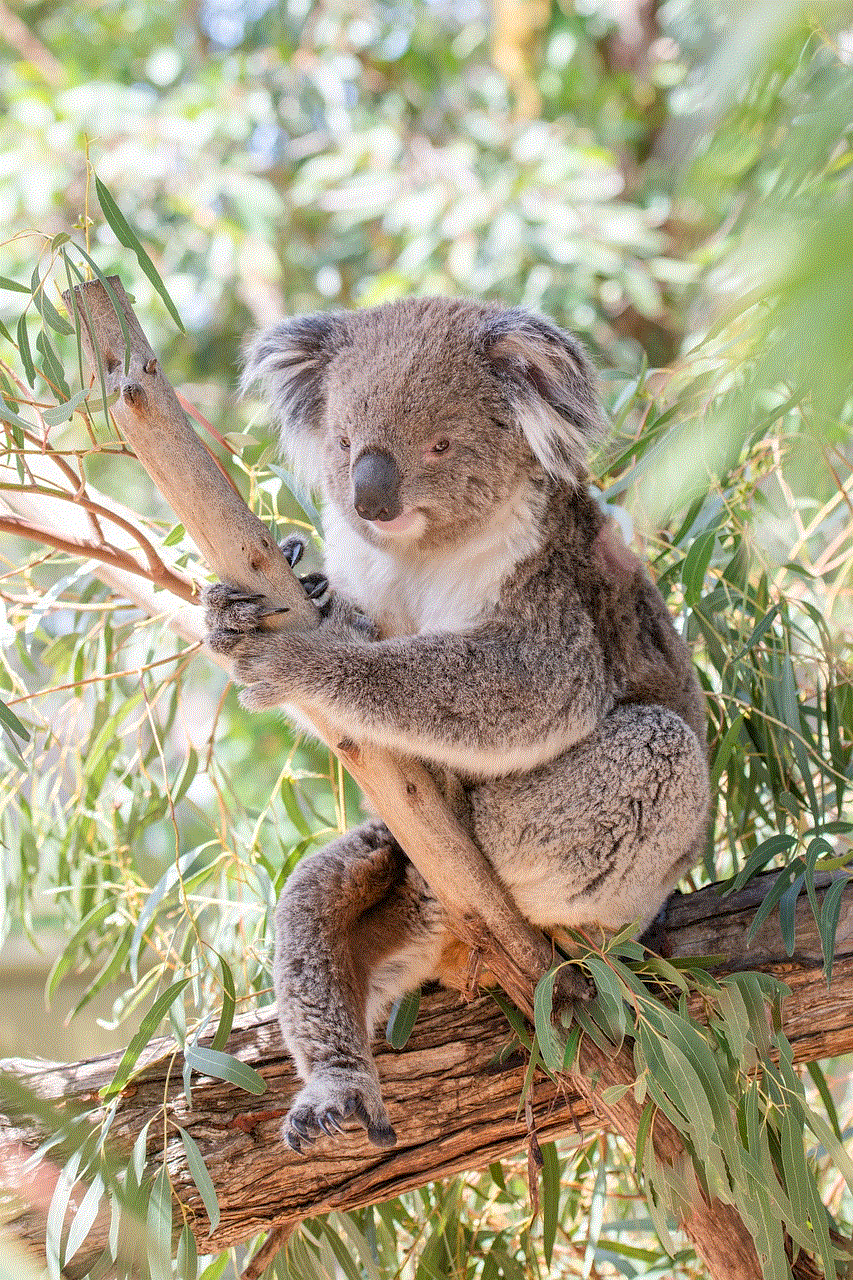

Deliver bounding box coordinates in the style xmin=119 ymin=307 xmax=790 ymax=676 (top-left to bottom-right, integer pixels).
xmin=205 ymin=297 xmax=709 ymax=1152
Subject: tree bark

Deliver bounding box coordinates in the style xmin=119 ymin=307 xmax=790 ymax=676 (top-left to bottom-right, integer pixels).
xmin=2 ymin=871 xmax=851 ymax=1274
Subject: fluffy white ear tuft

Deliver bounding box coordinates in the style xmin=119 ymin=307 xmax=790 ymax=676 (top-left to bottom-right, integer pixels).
xmin=482 ymin=309 xmax=606 ymax=484
xmin=240 ymin=313 xmax=350 ymax=485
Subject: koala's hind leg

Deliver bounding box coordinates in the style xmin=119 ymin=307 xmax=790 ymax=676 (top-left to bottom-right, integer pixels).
xmin=274 ymin=821 xmax=446 ymax=1152
xmin=471 ymin=704 xmax=709 ymax=941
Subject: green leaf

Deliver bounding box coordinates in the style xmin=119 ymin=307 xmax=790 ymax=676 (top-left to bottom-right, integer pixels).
xmin=562 ymin=1023 xmax=582 ymax=1071
xmin=30 ymin=271 xmax=73 ymax=335
xmin=0 ymin=396 xmax=34 ymax=432
xmin=130 ymin=847 xmax=206 ymax=983
xmin=585 ymin=956 xmax=628 ymax=1050
xmin=95 ymin=176 xmax=185 ymax=332
xmin=178 ymin=1126 xmax=220 ymax=1235
xmin=733 ymin=604 xmax=779 ymax=660
xmin=177 ymin=1224 xmax=198 ymax=1280
xmin=746 ymin=862 xmax=803 ymax=943
xmin=533 ymin=965 xmax=567 ymax=1072
xmin=819 ymin=875 xmax=849 ymax=984
xmin=540 ymin=1141 xmax=560 ymax=1267
xmin=682 ymin=529 xmax=716 ymax=606
xmin=386 ymin=988 xmax=421 ymax=1049
xmin=805 ymin=1061 xmax=843 ymax=1144
xmin=185 ymin=1045 xmax=267 ymax=1095
xmin=63 ymin=1173 xmax=104 ymax=1262
xmin=726 ymin=833 xmax=798 ymax=895
xmin=16 ymin=312 xmax=35 ymax=385
xmin=147 ymin=1164 xmax=173 ymax=1280
xmin=710 ymin=712 xmax=745 ymax=791
xmin=778 ymin=871 xmax=804 ymax=956
xmin=210 ymin=953 xmax=236 ymax=1053
xmin=0 ymin=699 xmax=30 ymax=744
xmin=162 ymin=522 xmax=186 ymax=547
xmin=46 ymin=1149 xmax=82 ymax=1280
xmin=42 ymin=388 xmax=92 ymax=427
xmin=46 ymin=899 xmax=116 ymax=1000
xmin=0 ymin=274 xmax=30 ymax=293
xmin=634 ymin=1100 xmax=654 ymax=1179
xmin=103 ymin=977 xmax=192 ymax=1097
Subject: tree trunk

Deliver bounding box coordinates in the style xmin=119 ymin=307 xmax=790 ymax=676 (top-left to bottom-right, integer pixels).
xmin=3 ymin=871 xmax=851 ymax=1274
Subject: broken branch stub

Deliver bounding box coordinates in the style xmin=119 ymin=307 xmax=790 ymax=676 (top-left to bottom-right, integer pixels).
xmin=61 ymin=276 xmax=317 ymax=624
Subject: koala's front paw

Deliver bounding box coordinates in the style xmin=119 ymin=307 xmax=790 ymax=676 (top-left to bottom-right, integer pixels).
xmin=203 ymin=582 xmax=283 ymax=653
xmin=284 ymin=1069 xmax=397 ymax=1154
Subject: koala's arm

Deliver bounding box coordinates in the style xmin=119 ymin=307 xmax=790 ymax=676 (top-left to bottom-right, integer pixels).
xmin=206 ymin=589 xmax=613 ymax=774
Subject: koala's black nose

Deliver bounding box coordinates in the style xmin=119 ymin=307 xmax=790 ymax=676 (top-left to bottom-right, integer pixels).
xmin=352 ymin=451 xmax=402 ymax=522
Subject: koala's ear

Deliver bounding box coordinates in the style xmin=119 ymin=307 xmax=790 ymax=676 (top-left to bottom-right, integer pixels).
xmin=482 ymin=309 xmax=605 ymax=484
xmin=240 ymin=312 xmax=350 ymax=475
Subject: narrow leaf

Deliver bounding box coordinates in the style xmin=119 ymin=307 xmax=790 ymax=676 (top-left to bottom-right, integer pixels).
xmin=185 ymin=1045 xmax=267 ymax=1095
xmin=819 ymin=875 xmax=849 ymax=984
xmin=540 ymin=1141 xmax=560 ymax=1267
xmin=386 ymin=988 xmax=421 ymax=1050
xmin=210 ymin=953 xmax=236 ymax=1053
xmin=103 ymin=978 xmax=192 ymax=1097
xmin=178 ymin=1127 xmax=220 ymax=1234
xmin=95 ymin=176 xmax=185 ymax=332
xmin=533 ymin=965 xmax=566 ymax=1072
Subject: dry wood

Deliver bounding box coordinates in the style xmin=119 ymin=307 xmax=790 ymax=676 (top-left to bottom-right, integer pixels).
xmin=2 ymin=872 xmax=851 ymax=1275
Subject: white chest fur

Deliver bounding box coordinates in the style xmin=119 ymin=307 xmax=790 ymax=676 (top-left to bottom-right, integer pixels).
xmin=322 ymin=488 xmax=543 ymax=638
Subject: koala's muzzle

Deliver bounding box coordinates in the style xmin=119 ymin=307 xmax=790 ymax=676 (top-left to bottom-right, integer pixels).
xmin=352 ymin=451 xmax=402 ymax=522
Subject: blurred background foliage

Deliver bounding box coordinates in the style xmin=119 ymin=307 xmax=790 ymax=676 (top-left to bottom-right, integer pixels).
xmin=0 ymin=0 xmax=852 ymax=1276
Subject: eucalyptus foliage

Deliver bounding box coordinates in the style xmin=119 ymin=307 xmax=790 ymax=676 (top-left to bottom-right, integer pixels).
xmin=1 ymin=0 xmax=852 ymax=1276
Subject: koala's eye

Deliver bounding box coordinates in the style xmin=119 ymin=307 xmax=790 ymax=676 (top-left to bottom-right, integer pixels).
xmin=339 ymin=437 xmax=351 ymax=451
xmin=432 ymin=439 xmax=450 ymax=455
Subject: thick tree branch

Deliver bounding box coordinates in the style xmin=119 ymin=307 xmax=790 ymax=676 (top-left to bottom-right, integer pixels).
xmin=2 ymin=873 xmax=852 ymax=1274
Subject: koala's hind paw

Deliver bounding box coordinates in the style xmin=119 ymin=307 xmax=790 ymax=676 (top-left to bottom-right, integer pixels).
xmin=283 ymin=1071 xmax=397 ymax=1154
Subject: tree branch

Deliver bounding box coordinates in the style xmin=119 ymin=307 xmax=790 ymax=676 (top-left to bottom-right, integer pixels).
xmin=2 ymin=873 xmax=851 ymax=1274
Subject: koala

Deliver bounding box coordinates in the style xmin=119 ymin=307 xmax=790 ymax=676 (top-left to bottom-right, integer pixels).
xmin=204 ymin=297 xmax=709 ymax=1153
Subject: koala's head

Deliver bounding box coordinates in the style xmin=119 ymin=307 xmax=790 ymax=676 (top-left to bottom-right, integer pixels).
xmin=243 ymin=298 xmax=604 ymax=551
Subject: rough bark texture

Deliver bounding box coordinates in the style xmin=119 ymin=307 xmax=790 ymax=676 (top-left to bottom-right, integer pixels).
xmin=2 ymin=872 xmax=852 ymax=1274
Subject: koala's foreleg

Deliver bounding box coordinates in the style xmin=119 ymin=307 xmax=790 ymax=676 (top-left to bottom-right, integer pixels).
xmin=469 ymin=704 xmax=709 ymax=939
xmin=274 ymin=820 xmax=446 ymax=1152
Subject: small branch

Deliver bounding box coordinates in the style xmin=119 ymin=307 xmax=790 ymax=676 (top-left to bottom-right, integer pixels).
xmin=0 ymin=513 xmax=196 ymax=603
xmin=242 ymin=1224 xmax=295 ymax=1279
xmin=0 ymin=481 xmax=173 ymax=579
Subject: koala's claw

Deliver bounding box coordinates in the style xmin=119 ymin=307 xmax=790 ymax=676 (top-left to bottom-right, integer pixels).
xmin=299 ymin=572 xmax=328 ymax=600
xmin=280 ymin=535 xmax=306 ymax=568
xmin=283 ymin=1074 xmax=397 ymax=1154
xmin=317 ymin=1109 xmax=346 ymax=1136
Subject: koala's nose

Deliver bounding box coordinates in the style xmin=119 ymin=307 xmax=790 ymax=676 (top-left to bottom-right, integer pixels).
xmin=352 ymin=451 xmax=402 ymax=522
